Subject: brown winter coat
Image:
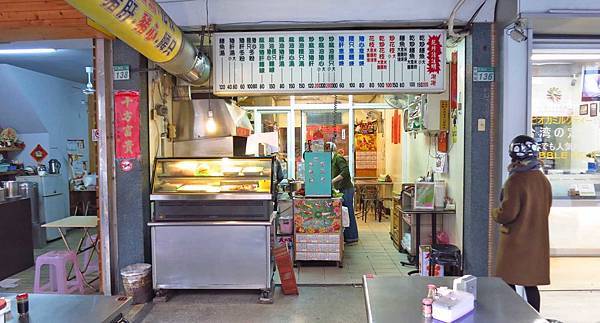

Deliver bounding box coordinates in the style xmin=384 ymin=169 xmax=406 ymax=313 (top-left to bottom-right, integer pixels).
xmin=492 ymin=170 xmax=552 ymax=286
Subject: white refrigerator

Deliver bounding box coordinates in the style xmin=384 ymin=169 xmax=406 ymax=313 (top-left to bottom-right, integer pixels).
xmin=17 ymin=175 xmax=69 ymax=241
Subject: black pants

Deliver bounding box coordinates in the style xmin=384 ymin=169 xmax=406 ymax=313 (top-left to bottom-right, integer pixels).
xmin=508 ymin=284 xmax=540 ymax=312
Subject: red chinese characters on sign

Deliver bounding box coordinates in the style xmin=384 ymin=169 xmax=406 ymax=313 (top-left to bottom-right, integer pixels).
xmin=115 ymin=91 xmax=141 ymax=160
xmin=426 ymin=35 xmax=442 ymax=75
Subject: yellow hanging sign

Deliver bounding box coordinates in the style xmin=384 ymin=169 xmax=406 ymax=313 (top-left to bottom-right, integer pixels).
xmin=439 ymin=100 xmax=450 ymax=131
xmin=66 ymin=0 xmax=183 ymax=63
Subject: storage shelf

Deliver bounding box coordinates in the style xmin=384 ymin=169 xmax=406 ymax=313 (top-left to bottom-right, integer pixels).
xmin=0 ymin=147 xmax=23 ymax=153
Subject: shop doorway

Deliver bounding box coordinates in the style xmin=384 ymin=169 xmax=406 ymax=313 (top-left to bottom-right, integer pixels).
xmin=240 ymin=90 xmax=465 ymax=284
xmin=0 ymin=39 xmax=102 ymax=294
xmin=529 ymin=44 xmax=600 ymax=290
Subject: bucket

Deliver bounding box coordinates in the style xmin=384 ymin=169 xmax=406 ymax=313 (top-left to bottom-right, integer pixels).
xmin=120 ymin=263 xmax=153 ymax=304
xmin=278 ymin=217 xmax=293 ymax=235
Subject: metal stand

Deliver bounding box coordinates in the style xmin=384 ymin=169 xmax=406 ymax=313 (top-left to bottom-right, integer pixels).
xmin=57 ymin=226 xmax=100 ymax=289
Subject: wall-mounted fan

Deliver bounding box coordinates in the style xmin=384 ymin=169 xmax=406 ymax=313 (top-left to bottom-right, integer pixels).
xmin=384 ymin=94 xmax=417 ymax=110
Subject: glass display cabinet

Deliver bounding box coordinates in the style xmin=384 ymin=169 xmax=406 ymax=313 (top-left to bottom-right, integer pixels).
xmin=151 ymin=157 xmax=275 ymax=221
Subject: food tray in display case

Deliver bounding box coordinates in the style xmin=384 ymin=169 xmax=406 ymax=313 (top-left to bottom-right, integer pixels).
xmin=151 ymin=157 xmax=274 ymax=199
xmin=151 ymin=157 xmax=275 ymax=221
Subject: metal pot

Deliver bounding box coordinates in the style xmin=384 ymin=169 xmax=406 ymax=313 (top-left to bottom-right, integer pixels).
xmin=2 ymin=181 xmax=20 ymax=198
xmin=49 ymin=159 xmax=61 ymax=174
xmin=288 ymin=180 xmax=304 ymax=193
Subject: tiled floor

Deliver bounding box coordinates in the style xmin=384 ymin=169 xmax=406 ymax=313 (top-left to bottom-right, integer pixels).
xmin=0 ymin=229 xmax=100 ymax=294
xmin=541 ymin=290 xmax=600 ymax=323
xmin=277 ymin=218 xmax=413 ymax=285
xmin=543 ymin=257 xmax=600 ymax=291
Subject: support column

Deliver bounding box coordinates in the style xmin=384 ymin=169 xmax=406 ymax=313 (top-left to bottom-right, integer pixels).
xmin=112 ymin=40 xmax=151 ymax=293
xmin=463 ymin=23 xmax=496 ymax=276
xmin=95 ymin=39 xmax=117 ymax=295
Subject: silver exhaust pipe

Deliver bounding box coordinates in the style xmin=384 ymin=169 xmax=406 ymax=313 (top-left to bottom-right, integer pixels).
xmin=65 ymin=0 xmax=210 ymax=85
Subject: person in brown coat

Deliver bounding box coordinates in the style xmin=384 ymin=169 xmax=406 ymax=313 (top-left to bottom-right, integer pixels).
xmin=493 ymin=135 xmax=552 ymax=312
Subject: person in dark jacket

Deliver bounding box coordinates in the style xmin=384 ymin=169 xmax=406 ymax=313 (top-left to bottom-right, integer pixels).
xmin=326 ymin=142 xmax=358 ymax=243
xmin=492 ymin=135 xmax=552 ymax=312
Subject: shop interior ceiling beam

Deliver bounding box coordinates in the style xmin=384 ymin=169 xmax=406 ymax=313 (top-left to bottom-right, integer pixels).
xmin=497 ymin=0 xmax=600 ymax=35
xmin=0 ymin=0 xmax=111 ymax=42
xmin=65 ymin=0 xmax=210 ymax=85
xmin=157 ymin=0 xmax=496 ymax=30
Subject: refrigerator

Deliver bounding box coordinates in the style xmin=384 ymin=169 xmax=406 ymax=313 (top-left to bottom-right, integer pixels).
xmin=16 ymin=175 xmax=69 ymax=241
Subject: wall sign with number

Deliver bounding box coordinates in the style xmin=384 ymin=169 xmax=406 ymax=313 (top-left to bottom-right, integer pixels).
xmin=213 ymin=30 xmax=446 ymax=95
xmin=473 ymin=67 xmax=494 ymax=82
xmin=114 ymin=65 xmax=130 ymax=81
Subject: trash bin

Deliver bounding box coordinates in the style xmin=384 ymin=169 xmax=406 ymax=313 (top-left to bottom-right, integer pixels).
xmin=120 ymin=263 xmax=153 ymax=304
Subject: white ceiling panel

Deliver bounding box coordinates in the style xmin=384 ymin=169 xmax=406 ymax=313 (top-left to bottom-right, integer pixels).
xmin=157 ymin=0 xmax=496 ymax=29
xmin=0 ymin=39 xmax=92 ymax=83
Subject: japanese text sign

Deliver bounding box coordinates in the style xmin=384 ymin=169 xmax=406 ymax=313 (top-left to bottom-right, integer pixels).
xmin=115 ymin=91 xmax=141 ymax=160
xmin=66 ymin=0 xmax=182 ymax=63
xmin=532 ymin=116 xmax=572 ymax=161
xmin=213 ymin=30 xmax=446 ymax=95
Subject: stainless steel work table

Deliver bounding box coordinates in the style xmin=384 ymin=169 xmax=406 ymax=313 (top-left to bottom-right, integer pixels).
xmin=148 ymin=214 xmax=276 ymax=303
xmin=0 ymin=293 xmax=131 ymax=323
xmin=363 ymin=276 xmax=547 ymax=323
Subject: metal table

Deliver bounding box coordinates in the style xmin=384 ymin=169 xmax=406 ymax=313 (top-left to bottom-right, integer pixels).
xmin=0 ymin=293 xmax=131 ymax=323
xmin=363 ymin=276 xmax=547 ymax=323
xmin=398 ymin=208 xmax=456 ymax=273
xmin=42 ymin=216 xmax=99 ymax=288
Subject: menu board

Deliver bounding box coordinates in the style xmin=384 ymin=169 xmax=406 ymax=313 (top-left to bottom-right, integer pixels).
xmin=213 ymin=30 xmax=446 ymax=95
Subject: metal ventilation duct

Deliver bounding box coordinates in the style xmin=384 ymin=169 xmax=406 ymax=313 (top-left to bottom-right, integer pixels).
xmin=66 ymin=0 xmax=210 ymax=85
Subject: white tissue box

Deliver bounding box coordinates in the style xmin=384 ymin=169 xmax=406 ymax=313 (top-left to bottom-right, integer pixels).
xmin=432 ymin=290 xmax=475 ymax=322
xmin=453 ymin=275 xmax=477 ymax=299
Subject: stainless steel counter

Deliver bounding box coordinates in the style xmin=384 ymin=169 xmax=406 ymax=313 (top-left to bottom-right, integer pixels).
xmin=363 ymin=276 xmax=545 ymax=323
xmin=0 ymin=293 xmax=131 ymax=323
xmin=148 ymin=214 xmax=275 ymax=301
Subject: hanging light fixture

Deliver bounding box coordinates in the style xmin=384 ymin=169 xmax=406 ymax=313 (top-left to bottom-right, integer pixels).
xmin=82 ymin=66 xmax=95 ymax=94
xmin=206 ymin=107 xmax=217 ymax=134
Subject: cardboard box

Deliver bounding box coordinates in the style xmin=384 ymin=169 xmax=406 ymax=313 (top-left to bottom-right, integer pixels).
xmin=274 ymin=245 xmax=299 ymax=295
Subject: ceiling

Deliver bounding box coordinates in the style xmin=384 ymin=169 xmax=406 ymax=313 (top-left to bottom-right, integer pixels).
xmin=0 ymin=39 xmax=92 ymax=83
xmin=157 ymin=0 xmax=497 ymax=30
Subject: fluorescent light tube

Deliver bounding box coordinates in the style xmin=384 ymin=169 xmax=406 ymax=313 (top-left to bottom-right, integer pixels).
xmin=531 ymin=53 xmax=600 ymax=61
xmin=0 ymin=48 xmax=56 ymax=54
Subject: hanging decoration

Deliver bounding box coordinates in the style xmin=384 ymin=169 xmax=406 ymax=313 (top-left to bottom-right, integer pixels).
xmin=30 ymin=144 xmax=48 ymax=163
xmin=392 ymin=109 xmax=402 ymax=144
xmin=115 ymin=90 xmax=141 ymax=161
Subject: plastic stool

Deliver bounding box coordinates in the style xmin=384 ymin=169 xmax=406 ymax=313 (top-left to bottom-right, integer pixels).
xmin=429 ymin=244 xmax=462 ymax=276
xmin=33 ymin=251 xmax=85 ymax=294
xmin=81 ymin=234 xmax=99 ymax=274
